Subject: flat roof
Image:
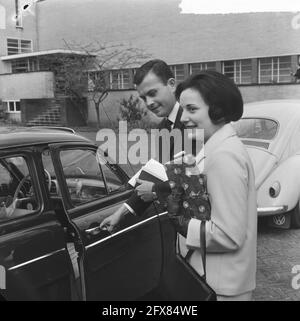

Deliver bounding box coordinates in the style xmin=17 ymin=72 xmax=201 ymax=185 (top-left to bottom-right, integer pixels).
xmin=1 ymin=49 xmax=96 ymax=61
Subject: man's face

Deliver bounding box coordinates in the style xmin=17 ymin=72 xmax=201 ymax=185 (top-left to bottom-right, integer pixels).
xmin=136 ymin=71 xmax=176 ymax=118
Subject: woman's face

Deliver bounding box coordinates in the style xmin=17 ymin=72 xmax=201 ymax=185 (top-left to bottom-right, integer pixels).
xmin=180 ymin=88 xmax=222 ymax=142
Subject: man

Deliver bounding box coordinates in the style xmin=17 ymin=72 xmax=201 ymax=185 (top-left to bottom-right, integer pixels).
xmin=101 ymin=59 xmax=186 ymax=230
xmin=292 ymin=63 xmax=300 ymax=83
xmin=135 ymin=59 xmax=185 ymax=162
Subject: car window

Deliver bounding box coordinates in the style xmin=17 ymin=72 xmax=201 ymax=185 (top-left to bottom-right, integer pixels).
xmin=59 ymin=149 xmax=107 ymax=207
xmin=233 ymin=118 xmax=278 ymax=140
xmin=0 ymin=156 xmax=39 ymax=222
xmin=97 ymin=153 xmax=126 ymax=193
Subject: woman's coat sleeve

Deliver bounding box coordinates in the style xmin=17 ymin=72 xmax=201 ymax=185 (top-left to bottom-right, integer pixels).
xmin=186 ymin=150 xmax=249 ymax=252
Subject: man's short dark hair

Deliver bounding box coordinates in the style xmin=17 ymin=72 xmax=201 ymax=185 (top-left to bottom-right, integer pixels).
xmin=175 ymin=70 xmax=243 ymax=124
xmin=133 ymin=59 xmax=174 ymax=85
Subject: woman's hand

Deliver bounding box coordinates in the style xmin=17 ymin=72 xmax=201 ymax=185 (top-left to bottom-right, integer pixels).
xmin=168 ymin=214 xmax=191 ymax=238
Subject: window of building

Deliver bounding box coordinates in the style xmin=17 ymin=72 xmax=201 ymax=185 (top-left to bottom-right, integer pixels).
xmin=7 ymin=38 xmax=32 ymax=55
xmin=223 ymin=60 xmax=252 ymax=84
xmin=110 ymin=69 xmax=131 ymax=89
xmin=15 ymin=0 xmax=22 ymax=28
xmin=11 ymin=58 xmax=41 ymax=73
xmin=189 ymin=62 xmax=216 ymax=74
xmin=4 ymin=101 xmax=21 ymax=113
xmin=170 ymin=64 xmax=185 ymax=83
xmin=11 ymin=59 xmax=29 ymax=73
xmin=259 ymin=56 xmax=292 ymax=83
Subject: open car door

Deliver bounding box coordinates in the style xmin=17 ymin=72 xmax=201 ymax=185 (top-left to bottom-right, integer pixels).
xmin=49 ymin=143 xmax=164 ymax=300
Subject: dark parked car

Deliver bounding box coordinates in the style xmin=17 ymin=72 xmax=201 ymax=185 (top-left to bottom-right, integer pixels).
xmin=0 ymin=127 xmax=178 ymax=301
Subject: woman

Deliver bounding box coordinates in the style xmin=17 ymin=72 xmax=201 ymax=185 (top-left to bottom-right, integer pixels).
xmin=174 ymin=71 xmax=257 ymax=301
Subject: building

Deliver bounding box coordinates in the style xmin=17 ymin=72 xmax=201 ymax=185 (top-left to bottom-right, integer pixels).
xmin=1 ymin=0 xmax=300 ymax=126
xmin=0 ymin=0 xmax=92 ymax=126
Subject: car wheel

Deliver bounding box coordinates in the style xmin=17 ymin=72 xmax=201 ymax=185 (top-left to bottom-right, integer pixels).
xmin=291 ymin=202 xmax=300 ymax=228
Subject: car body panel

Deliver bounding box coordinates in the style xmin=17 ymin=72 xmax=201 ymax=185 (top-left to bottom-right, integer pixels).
xmin=256 ymin=155 xmax=300 ymax=211
xmin=234 ymin=100 xmax=300 ymax=217
xmin=0 ymin=217 xmax=73 ymax=300
xmin=245 ymin=146 xmax=278 ymax=188
xmin=81 ymin=204 xmax=163 ymax=300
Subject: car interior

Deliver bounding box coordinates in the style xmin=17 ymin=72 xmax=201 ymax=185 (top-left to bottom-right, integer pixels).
xmin=0 ymin=157 xmax=38 ymax=221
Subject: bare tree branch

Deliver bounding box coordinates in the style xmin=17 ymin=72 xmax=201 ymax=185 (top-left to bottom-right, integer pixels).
xmin=41 ymin=40 xmax=151 ymax=128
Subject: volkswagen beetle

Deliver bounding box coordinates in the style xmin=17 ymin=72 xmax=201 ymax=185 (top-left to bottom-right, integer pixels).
xmin=233 ymin=100 xmax=300 ymax=229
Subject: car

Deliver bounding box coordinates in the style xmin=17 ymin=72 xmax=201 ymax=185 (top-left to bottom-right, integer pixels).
xmin=233 ymin=100 xmax=300 ymax=229
xmin=0 ymin=127 xmax=186 ymax=301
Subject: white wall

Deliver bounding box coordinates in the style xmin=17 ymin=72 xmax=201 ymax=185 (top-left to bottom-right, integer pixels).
xmin=0 ymin=0 xmax=39 ymax=74
xmin=0 ymin=71 xmax=55 ymax=100
xmin=0 ymin=4 xmax=5 ymax=30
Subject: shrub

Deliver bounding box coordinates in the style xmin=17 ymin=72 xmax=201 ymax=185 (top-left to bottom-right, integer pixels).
xmin=119 ymin=95 xmax=148 ymax=129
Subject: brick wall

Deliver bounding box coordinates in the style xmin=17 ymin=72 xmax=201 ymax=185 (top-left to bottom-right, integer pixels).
xmin=21 ymin=98 xmax=58 ymax=123
xmin=21 ymin=97 xmax=87 ymax=126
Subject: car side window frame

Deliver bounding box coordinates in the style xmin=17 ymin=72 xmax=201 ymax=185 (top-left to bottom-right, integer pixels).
xmin=0 ymin=149 xmax=43 ymax=224
xmin=48 ymin=143 xmax=129 ymax=216
xmin=98 ymin=157 xmax=128 ymax=195
xmin=233 ymin=117 xmax=280 ymax=141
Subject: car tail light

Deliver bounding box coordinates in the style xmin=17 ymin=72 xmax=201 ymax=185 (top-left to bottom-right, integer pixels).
xmin=269 ymin=181 xmax=281 ymax=198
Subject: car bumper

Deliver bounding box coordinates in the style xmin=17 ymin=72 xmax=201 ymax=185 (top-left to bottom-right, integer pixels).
xmin=257 ymin=205 xmax=288 ymax=216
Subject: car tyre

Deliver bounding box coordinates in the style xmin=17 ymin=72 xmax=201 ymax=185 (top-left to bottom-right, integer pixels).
xmin=291 ymin=202 xmax=300 ymax=228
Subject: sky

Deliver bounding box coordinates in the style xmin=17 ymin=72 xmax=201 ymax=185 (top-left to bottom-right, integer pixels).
xmin=0 ymin=4 xmax=5 ymax=29
xmin=179 ymin=0 xmax=300 ymax=14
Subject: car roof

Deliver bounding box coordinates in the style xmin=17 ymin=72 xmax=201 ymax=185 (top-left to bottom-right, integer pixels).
xmin=0 ymin=127 xmax=92 ymax=150
xmin=243 ymin=100 xmax=300 ymax=122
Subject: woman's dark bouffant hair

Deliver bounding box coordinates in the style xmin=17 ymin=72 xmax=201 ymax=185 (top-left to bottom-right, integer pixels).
xmin=175 ymin=70 xmax=243 ymax=124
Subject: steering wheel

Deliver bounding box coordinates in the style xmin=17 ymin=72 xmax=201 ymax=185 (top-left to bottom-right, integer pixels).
xmin=11 ymin=169 xmax=51 ymax=210
xmin=12 ymin=174 xmax=31 ymax=203
xmin=2 ymin=174 xmax=32 ymax=218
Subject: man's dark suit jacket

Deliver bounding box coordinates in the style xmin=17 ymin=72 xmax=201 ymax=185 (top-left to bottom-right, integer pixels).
xmin=157 ymin=107 xmax=185 ymax=163
xmin=126 ymin=106 xmax=185 ymax=215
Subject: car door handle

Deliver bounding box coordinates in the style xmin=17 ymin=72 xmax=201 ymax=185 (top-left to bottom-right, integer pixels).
xmin=85 ymin=226 xmax=109 ymax=237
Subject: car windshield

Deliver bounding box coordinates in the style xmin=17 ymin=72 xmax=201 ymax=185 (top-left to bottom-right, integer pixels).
xmin=233 ymin=118 xmax=278 ymax=140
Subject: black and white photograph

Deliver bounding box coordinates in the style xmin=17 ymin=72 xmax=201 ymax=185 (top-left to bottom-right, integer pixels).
xmin=0 ymin=0 xmax=300 ymax=304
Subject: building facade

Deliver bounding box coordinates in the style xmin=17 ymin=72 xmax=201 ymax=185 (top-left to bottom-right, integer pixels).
xmin=1 ymin=0 xmax=300 ymax=126
xmin=0 ymin=0 xmax=89 ymax=125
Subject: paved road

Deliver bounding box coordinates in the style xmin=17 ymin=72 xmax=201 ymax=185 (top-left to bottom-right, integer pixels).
xmin=253 ymin=219 xmax=300 ymax=301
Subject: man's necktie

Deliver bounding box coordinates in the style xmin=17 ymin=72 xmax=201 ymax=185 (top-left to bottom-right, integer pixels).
xmin=165 ymin=119 xmax=173 ymax=131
